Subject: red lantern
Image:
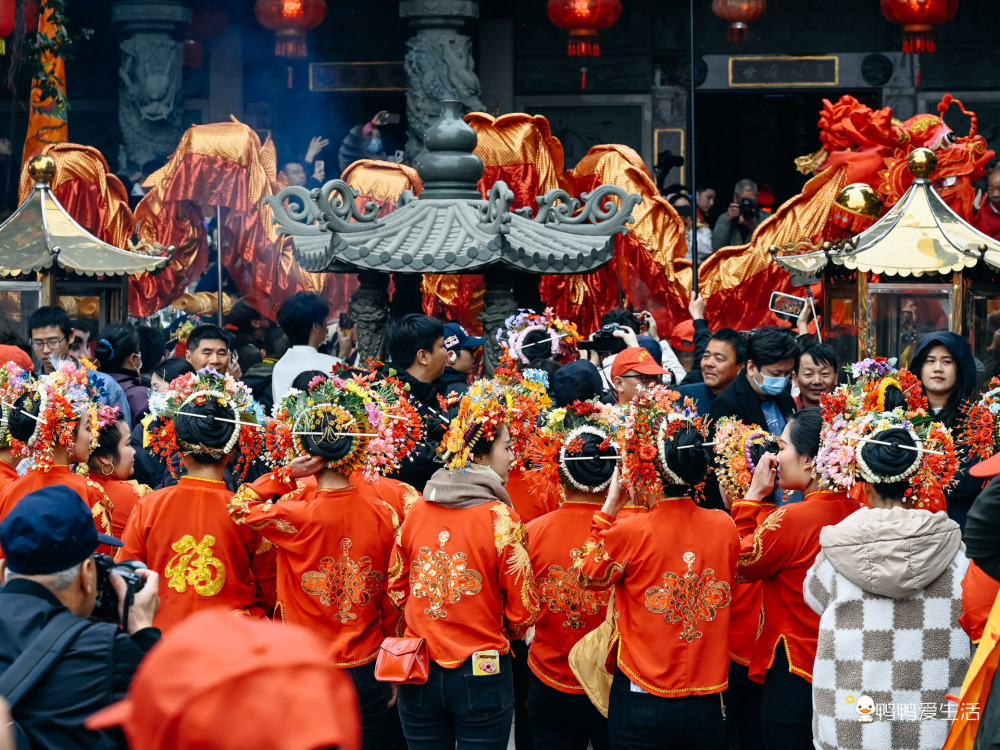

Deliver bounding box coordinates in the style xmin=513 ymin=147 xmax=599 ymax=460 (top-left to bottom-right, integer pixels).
xmin=184 ymin=6 xmax=229 ymax=69
xmin=546 ymin=0 xmax=622 ymax=58
xmin=0 ymin=0 xmax=14 ymax=55
xmin=881 ymin=0 xmax=959 ymax=54
xmin=253 ymin=0 xmax=327 ymax=59
xmin=712 ymin=0 xmax=767 ymax=43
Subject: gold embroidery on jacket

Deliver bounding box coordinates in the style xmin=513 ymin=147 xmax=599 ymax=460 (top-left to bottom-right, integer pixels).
xmin=644 ymin=551 xmax=732 ymax=643
xmin=87 ymin=480 xmax=113 ymax=536
xmin=492 ymin=504 xmax=531 ymax=582
xmin=165 ymin=534 xmax=226 ymax=596
xmin=410 ymin=530 xmax=483 ymax=619
xmin=737 ymin=507 xmax=787 ymax=568
xmin=301 ymin=538 xmax=383 ymax=622
xmin=537 ymin=547 xmax=610 ymax=630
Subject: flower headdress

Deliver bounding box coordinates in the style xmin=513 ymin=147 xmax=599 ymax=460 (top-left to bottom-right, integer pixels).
xmin=0 ymin=362 xmax=30 ymax=450
xmin=524 ymin=400 xmax=617 ymax=499
xmin=267 ymin=372 xmax=416 ymax=481
xmin=713 ymin=418 xmax=779 ymax=499
xmin=497 ymin=308 xmax=582 ymax=365
xmin=439 ymin=380 xmax=508 ymax=471
xmin=7 ymin=359 xmax=94 ymax=467
xmin=148 ymin=368 xmax=265 ymax=479
xmin=962 ymin=376 xmax=1000 ymax=464
xmin=609 ymin=384 xmax=704 ymax=497
xmin=814 ymin=407 xmax=956 ymax=502
xmin=821 ymin=360 xmax=927 ymax=432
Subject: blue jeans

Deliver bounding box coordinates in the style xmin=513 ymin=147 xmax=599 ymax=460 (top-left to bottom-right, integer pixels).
xmin=398 ymin=656 xmax=514 ymax=750
xmin=349 ymin=661 xmax=392 ymax=750
xmin=607 ymin=670 xmax=725 ymax=750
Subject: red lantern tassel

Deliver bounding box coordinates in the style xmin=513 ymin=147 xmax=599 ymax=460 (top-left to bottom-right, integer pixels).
xmin=902 ymin=27 xmax=936 ymax=54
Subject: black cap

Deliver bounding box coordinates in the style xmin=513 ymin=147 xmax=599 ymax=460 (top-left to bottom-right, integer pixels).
xmin=0 ymin=486 xmax=122 ymax=575
xmin=551 ymin=360 xmax=604 ymax=408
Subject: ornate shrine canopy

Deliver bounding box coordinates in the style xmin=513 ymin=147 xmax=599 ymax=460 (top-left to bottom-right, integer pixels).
xmin=772 ymin=149 xmax=1000 ymax=279
xmin=265 ymin=100 xmax=641 ymax=276
xmin=0 ymin=156 xmax=168 ymax=278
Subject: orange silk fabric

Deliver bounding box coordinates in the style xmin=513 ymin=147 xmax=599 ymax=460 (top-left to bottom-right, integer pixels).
xmin=22 ymin=0 xmax=67 ymax=164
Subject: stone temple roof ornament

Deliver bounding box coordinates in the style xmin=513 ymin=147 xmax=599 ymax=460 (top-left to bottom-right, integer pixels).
xmin=264 ymin=100 xmax=641 ymax=278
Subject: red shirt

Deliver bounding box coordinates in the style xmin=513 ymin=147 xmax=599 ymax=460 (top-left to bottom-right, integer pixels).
xmin=578 ymin=498 xmax=740 ymax=698
xmin=507 ymin=468 xmax=559 ymax=524
xmin=86 ymin=475 xmax=151 ymax=541
xmin=974 ymin=202 xmax=1000 ymax=241
xmin=727 ymin=498 xmax=777 ymax=666
xmin=119 ymin=475 xmax=273 ymax=631
xmin=526 ymin=497 xmax=613 ymax=693
xmin=960 ymin=560 xmax=1000 ymax=644
xmin=228 ymin=475 xmax=400 ymax=667
xmin=349 ymin=470 xmax=421 ymax=530
xmin=734 ymin=489 xmax=861 ymax=683
xmin=389 ymin=497 xmax=539 ymax=667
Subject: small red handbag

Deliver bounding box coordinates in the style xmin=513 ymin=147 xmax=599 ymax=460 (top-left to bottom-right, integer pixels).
xmin=374 ymin=637 xmax=430 ymax=684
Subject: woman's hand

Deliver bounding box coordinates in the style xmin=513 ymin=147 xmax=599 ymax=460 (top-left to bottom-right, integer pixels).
xmin=288 ymin=456 xmax=326 ymax=479
xmin=744 ymin=452 xmax=777 ymax=503
xmin=600 ymin=468 xmax=630 ymax=518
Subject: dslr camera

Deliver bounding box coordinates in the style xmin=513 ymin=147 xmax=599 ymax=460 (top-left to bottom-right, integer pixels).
xmin=92 ymin=554 xmax=147 ymax=627
xmin=738 ymin=197 xmax=758 ymax=222
xmin=577 ymin=323 xmax=628 ymax=355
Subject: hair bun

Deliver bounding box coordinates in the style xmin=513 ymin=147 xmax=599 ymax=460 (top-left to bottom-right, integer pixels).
xmin=174 ymin=398 xmax=237 ymax=454
xmin=7 ymin=393 xmax=40 ymax=443
xmin=859 ymin=426 xmax=920 ymax=482
xmin=658 ymin=423 xmax=708 ymax=489
xmin=560 ymin=428 xmax=615 ymax=492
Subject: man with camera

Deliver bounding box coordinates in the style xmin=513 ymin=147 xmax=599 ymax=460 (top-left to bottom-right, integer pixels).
xmin=712 ymin=178 xmax=766 ymax=251
xmin=0 ymin=486 xmax=160 ymax=750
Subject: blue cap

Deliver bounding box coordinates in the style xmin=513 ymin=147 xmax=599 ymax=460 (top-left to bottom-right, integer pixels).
xmin=442 ymin=322 xmax=485 ymax=351
xmin=551 ymin=359 xmax=604 ymax=407
xmin=0 ymin=486 xmax=122 ymax=575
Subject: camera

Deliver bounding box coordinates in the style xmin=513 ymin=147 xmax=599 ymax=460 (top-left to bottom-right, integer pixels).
xmin=738 ymin=197 xmax=758 ymax=222
xmin=92 ymin=554 xmax=147 ymax=626
xmin=577 ymin=323 xmax=628 ymax=355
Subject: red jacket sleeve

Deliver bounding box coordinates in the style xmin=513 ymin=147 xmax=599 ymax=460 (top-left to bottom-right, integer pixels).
xmin=491 ymin=504 xmax=540 ymax=639
xmin=577 ymin=511 xmax=633 ymax=590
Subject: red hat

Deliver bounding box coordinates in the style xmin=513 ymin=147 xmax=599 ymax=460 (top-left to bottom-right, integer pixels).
xmin=970 ymin=453 xmax=1000 ymax=477
xmin=86 ymin=610 xmax=360 ymax=750
xmin=611 ymin=346 xmax=668 ymax=380
xmin=0 ymin=345 xmax=33 ymax=372
xmin=669 ymin=320 xmax=696 ymax=353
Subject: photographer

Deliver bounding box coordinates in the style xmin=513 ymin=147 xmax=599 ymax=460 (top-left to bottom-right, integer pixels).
xmin=0 ymin=486 xmax=160 ymax=750
xmin=712 ymin=178 xmax=765 ymax=251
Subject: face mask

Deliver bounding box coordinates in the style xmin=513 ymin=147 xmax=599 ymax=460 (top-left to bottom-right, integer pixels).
xmin=367 ymin=138 xmax=382 ymax=153
xmin=754 ymin=371 xmax=789 ymax=396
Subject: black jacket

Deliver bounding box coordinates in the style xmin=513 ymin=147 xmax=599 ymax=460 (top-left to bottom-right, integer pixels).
xmin=380 ymin=366 xmax=445 ymax=492
xmin=434 ymin=367 xmax=470 ymax=398
xmin=242 ymin=361 xmax=276 ymax=414
xmin=707 ymin=368 xmax=796 ymax=433
xmin=0 ymin=579 xmax=160 ymax=750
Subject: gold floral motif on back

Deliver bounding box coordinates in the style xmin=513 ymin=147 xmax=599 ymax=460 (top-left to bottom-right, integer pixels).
xmin=410 ymin=530 xmax=483 ymax=619
xmin=301 ymin=538 xmax=384 ymax=623
xmin=644 ymin=551 xmax=731 ymax=643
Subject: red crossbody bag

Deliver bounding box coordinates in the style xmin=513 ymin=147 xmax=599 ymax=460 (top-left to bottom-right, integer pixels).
xmin=374 ymin=637 xmax=430 ymax=684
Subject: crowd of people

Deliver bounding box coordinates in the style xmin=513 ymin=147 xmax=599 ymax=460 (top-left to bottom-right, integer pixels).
xmin=0 ymin=291 xmax=999 ymax=750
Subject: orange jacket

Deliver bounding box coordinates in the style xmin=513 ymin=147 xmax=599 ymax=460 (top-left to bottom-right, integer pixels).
xmin=119 ymin=475 xmax=273 ymax=631
xmin=506 ymin=467 xmax=560 ymax=524
xmin=229 ymin=475 xmax=401 ymax=667
xmin=86 ymin=474 xmax=150 ymax=540
xmin=734 ymin=489 xmax=861 ymax=684
xmin=959 ymin=560 xmax=1000 ymax=644
xmin=349 ymin=469 xmax=421 ymax=528
xmin=0 ymin=457 xmax=17 ymax=485
xmin=389 ymin=496 xmax=539 ymax=667
xmin=578 ymin=497 xmax=739 ymax=698
xmin=727 ymin=498 xmax=777 ymax=666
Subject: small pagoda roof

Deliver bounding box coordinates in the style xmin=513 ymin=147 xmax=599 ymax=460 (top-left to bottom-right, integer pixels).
xmin=772 ymin=148 xmax=1000 ymax=278
xmin=266 ymin=101 xmax=639 ymax=276
xmin=0 ymin=156 xmax=169 ymax=278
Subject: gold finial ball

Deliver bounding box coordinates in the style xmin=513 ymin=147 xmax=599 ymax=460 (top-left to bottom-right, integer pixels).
xmin=834 ymin=183 xmax=882 ymax=220
xmin=907 ymin=148 xmax=938 ymax=179
xmin=28 ymin=154 xmax=56 ymax=184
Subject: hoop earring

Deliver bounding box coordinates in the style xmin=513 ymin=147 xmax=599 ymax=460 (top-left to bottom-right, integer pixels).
xmin=101 ymin=461 xmax=115 ymax=476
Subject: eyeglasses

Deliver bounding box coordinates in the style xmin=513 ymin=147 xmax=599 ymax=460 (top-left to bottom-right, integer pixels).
xmin=618 ymin=374 xmax=661 ymax=386
xmin=31 ymin=336 xmax=67 ymax=351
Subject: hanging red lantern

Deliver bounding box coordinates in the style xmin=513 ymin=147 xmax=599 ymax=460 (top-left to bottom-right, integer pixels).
xmin=254 ymin=0 xmax=327 ymax=59
xmin=184 ymin=6 xmax=229 ymax=69
xmin=711 ymin=0 xmax=767 ymax=43
xmin=0 ymin=0 xmax=14 ymax=55
xmin=546 ymin=0 xmax=622 ymax=58
xmin=881 ymin=0 xmax=959 ymax=54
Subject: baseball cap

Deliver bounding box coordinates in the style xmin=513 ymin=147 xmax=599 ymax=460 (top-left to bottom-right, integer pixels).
xmin=87 ymin=610 xmax=361 ymax=750
xmin=443 ymin=322 xmax=485 ymax=352
xmin=611 ymin=347 xmax=668 ymax=380
xmin=670 ymin=320 xmax=696 ymax=353
xmin=0 ymin=486 xmax=122 ymax=574
xmin=970 ymin=452 xmax=1000 ymax=477
xmin=0 ymin=345 xmax=33 ymax=372
xmin=552 ymin=359 xmax=604 ymax=407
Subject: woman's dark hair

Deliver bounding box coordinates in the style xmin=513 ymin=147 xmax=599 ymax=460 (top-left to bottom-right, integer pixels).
xmin=786 ymin=407 xmax=823 ymax=458
xmin=95 ymin=323 xmax=140 ymax=373
xmin=7 ymin=392 xmax=41 ymax=442
xmin=89 ymin=419 xmax=128 ymax=465
xmin=524 ymin=357 xmax=560 ymax=379
xmin=747 ymin=436 xmax=780 ymax=470
xmin=135 ymin=325 xmax=166 ymax=371
xmin=659 ymin=425 xmax=708 ymax=490
xmin=291 ymin=370 xmax=327 ymax=391
xmin=153 ymin=357 xmax=195 ymax=383
xmin=911 ymin=345 xmax=965 ymax=429
xmin=174 ymin=400 xmax=236 ymax=464
xmin=564 ymin=430 xmax=616 ymax=490
xmin=860 ymin=427 xmax=919 ymax=501
xmin=300 ymin=409 xmax=356 ymax=465
xmin=520 ymin=329 xmax=554 ymax=362
xmin=880 ymin=382 xmax=907 ymax=412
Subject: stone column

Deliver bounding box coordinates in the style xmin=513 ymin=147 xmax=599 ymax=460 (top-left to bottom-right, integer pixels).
xmin=351 ymin=270 xmax=391 ymax=365
xmin=479 ymin=270 xmax=518 ymax=375
xmin=112 ymin=1 xmax=190 ymax=171
xmin=400 ymin=0 xmax=485 ymax=161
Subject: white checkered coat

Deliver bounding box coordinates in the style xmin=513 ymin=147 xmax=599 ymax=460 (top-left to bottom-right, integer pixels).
xmin=803 ymin=507 xmax=972 ymax=750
